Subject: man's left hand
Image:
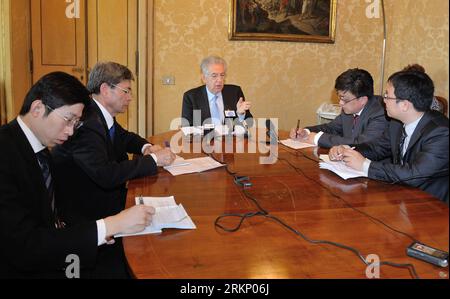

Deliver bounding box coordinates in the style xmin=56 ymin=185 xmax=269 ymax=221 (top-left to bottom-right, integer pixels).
xmin=236 ymin=97 xmax=251 ymax=115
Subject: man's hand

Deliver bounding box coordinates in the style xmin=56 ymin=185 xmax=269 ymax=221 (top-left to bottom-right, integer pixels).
xmin=154 ymin=148 xmax=176 ymax=167
xmin=104 ymin=204 xmax=156 ymax=237
xmin=342 ymin=148 xmax=365 ymax=171
xmin=143 ymin=144 xmax=163 ymax=156
xmin=236 ymin=97 xmax=251 ymax=115
xmin=329 ymin=145 xmax=348 ymax=161
xmin=304 ymin=132 xmax=316 ymax=145
xmin=289 ymin=127 xmax=309 ymax=140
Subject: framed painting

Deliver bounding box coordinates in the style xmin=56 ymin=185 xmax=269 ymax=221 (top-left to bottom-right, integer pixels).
xmin=229 ymin=0 xmax=337 ymax=43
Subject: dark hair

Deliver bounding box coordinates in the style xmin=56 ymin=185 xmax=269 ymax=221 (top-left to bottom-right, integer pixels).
xmin=387 ymin=71 xmax=434 ymax=112
xmin=20 ymin=72 xmax=90 ymax=116
xmin=402 ymin=64 xmax=426 ymax=73
xmin=86 ymin=61 xmax=134 ymax=94
xmin=335 ymin=68 xmax=374 ymax=98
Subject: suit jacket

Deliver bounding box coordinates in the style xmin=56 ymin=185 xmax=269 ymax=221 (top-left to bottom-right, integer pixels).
xmin=356 ymin=111 xmax=449 ymax=203
xmin=306 ymin=96 xmax=388 ymax=148
xmin=181 ymin=84 xmax=253 ymax=126
xmin=0 ymin=120 xmax=97 ymax=278
xmin=51 ymin=101 xmax=158 ymax=278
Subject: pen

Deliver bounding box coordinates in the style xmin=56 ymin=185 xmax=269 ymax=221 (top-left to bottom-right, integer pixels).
xmin=295 ymin=119 xmax=300 ymax=138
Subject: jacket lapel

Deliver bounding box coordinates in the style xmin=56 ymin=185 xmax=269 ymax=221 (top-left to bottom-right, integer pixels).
xmin=404 ymin=112 xmax=433 ymax=155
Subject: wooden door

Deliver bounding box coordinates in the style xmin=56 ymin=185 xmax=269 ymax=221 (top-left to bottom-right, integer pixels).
xmin=30 ymin=0 xmax=87 ymax=84
xmin=87 ymin=0 xmax=138 ymax=131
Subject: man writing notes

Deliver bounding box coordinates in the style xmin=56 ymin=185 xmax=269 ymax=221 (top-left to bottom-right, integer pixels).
xmin=290 ymin=68 xmax=388 ymax=148
xmin=52 ymin=62 xmax=175 ymax=278
xmin=0 ymin=72 xmax=155 ymax=278
xmin=329 ymin=70 xmax=449 ymax=203
xmin=181 ymin=56 xmax=252 ymax=127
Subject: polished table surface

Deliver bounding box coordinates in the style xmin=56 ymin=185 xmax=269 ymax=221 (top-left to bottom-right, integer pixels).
xmin=123 ymin=131 xmax=449 ymax=279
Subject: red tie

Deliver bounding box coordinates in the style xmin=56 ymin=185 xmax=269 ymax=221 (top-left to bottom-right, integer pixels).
xmin=352 ymin=115 xmax=359 ymax=133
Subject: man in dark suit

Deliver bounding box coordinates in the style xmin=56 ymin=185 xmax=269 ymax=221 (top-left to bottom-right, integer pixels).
xmin=51 ymin=62 xmax=175 ymax=278
xmin=0 ymin=72 xmax=155 ymax=278
xmin=181 ymin=56 xmax=253 ymax=128
xmin=329 ymin=70 xmax=449 ymax=203
xmin=290 ymin=68 xmax=388 ymax=148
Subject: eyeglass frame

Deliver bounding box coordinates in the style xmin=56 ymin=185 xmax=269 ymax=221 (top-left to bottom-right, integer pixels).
xmin=383 ymin=92 xmax=406 ymax=102
xmin=110 ymin=83 xmax=132 ymax=95
xmin=336 ymin=91 xmax=361 ymax=104
xmin=45 ymin=105 xmax=83 ymax=130
xmin=207 ymin=73 xmax=226 ymax=80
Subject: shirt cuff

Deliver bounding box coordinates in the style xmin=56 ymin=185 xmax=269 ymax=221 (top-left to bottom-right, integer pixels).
xmin=362 ymin=158 xmax=371 ymax=176
xmin=96 ymin=219 xmax=107 ymax=246
xmin=141 ymin=143 xmax=153 ymax=154
xmin=150 ymin=153 xmax=157 ymax=163
xmin=314 ymin=131 xmax=324 ymax=146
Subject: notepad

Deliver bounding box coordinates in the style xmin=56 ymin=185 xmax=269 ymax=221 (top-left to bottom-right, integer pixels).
xmin=163 ymin=156 xmax=224 ymax=176
xmin=319 ymin=155 xmax=366 ymax=180
xmin=279 ymin=139 xmax=316 ymax=150
xmin=115 ymin=196 xmax=196 ymax=237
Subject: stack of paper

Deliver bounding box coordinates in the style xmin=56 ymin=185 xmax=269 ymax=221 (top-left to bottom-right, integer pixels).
xmin=319 ymin=155 xmax=366 ymax=180
xmin=163 ymin=156 xmax=224 ymax=176
xmin=115 ymin=196 xmax=196 ymax=237
xmin=280 ymin=139 xmax=316 ymax=150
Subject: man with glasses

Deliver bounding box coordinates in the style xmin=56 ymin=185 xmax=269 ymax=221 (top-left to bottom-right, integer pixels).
xmin=52 ymin=62 xmax=175 ymax=278
xmin=181 ymin=56 xmax=252 ymax=127
xmin=329 ymin=71 xmax=449 ymax=203
xmin=0 ymin=72 xmax=156 ymax=278
xmin=290 ymin=68 xmax=388 ymax=148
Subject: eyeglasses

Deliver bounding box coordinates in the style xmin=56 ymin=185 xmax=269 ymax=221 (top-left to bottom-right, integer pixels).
xmin=110 ymin=83 xmax=132 ymax=95
xmin=383 ymin=92 xmax=405 ymax=102
xmin=46 ymin=105 xmax=83 ymax=130
xmin=337 ymin=91 xmax=360 ymax=104
xmin=208 ymin=73 xmax=226 ymax=80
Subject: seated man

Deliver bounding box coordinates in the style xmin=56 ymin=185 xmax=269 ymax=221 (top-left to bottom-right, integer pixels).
xmin=181 ymin=55 xmax=252 ymax=127
xmin=0 ymin=72 xmax=155 ymax=278
xmin=329 ymin=70 xmax=449 ymax=203
xmin=290 ymin=68 xmax=388 ymax=148
xmin=52 ymin=62 xmax=175 ymax=278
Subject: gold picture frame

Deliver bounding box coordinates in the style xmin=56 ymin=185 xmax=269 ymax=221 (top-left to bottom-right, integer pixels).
xmin=229 ymin=0 xmax=337 ymax=43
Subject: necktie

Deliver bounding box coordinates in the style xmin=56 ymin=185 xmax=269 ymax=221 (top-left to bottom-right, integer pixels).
xmin=352 ymin=114 xmax=359 ymax=134
xmin=397 ymin=126 xmax=407 ymax=165
xmin=210 ymin=95 xmax=222 ymax=126
xmin=109 ymin=122 xmax=116 ymax=141
xmin=36 ymin=149 xmax=55 ymax=212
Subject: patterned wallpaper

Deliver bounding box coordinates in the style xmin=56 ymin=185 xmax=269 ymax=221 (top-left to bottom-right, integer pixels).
xmin=153 ymin=0 xmax=449 ymax=134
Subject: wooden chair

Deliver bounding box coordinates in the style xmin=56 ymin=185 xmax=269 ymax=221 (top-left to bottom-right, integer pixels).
xmin=433 ymin=96 xmax=448 ymax=117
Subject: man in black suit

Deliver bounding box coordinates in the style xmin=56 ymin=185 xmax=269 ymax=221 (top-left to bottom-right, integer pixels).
xmin=329 ymin=70 xmax=449 ymax=203
xmin=0 ymin=72 xmax=155 ymax=278
xmin=181 ymin=56 xmax=252 ymax=128
xmin=290 ymin=68 xmax=388 ymax=148
xmin=51 ymin=62 xmax=175 ymax=278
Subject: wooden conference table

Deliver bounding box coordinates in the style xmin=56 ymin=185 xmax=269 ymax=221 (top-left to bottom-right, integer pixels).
xmin=123 ymin=130 xmax=449 ymax=279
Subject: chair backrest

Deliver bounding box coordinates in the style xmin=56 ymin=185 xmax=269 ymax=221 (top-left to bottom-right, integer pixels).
xmin=433 ymin=96 xmax=448 ymax=117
